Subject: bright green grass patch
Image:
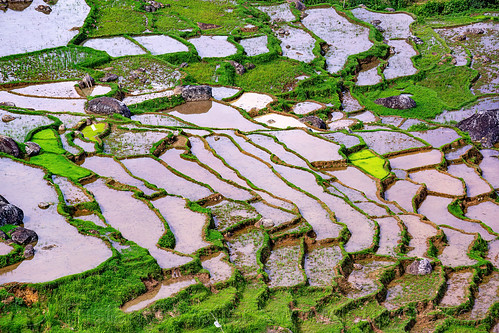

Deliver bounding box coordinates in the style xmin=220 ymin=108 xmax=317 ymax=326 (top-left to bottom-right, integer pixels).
xmin=29 ymin=153 xmax=93 ymax=181
xmin=413 ymin=25 xmax=452 ymax=71
xmin=349 ymin=149 xmax=389 ymax=179
xmin=418 ymin=66 xmax=478 ymax=109
xmin=159 ymin=0 xmax=245 ymax=34
xmin=31 ymin=129 xmax=66 ymax=154
xmin=341 ymin=300 xmax=385 ymax=326
xmin=91 ymin=8 xmax=147 ymax=37
xmin=81 ymin=123 xmax=107 ymax=142
xmin=234 ymin=58 xmax=309 ymax=94
xmin=356 ymin=82 xmax=447 ymax=119
xmin=184 ymin=61 xmax=218 ymax=84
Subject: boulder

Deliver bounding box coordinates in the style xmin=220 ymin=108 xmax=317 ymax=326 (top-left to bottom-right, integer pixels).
xmin=0 ymin=134 xmax=20 ymax=157
xmin=295 ymin=1 xmax=305 ymax=10
xmin=23 ymin=244 xmax=34 ymax=258
xmin=99 ymin=73 xmax=118 ymax=82
xmin=386 ymin=7 xmax=395 ymax=12
xmin=371 ymin=19 xmax=382 ymax=25
xmin=35 ymin=4 xmax=51 ymax=14
xmin=261 ymin=218 xmax=275 ymax=228
xmin=408 ymin=36 xmax=424 ymax=45
xmin=457 ymin=110 xmax=499 ymax=148
xmin=246 ymin=63 xmax=256 ymax=70
xmin=85 ymin=97 xmax=131 ymax=118
xmin=299 ymin=116 xmax=327 ymax=130
xmin=2 ymin=114 xmax=15 ymax=123
xmin=229 ymin=61 xmax=246 ymax=75
xmin=179 ymin=62 xmax=189 ymax=68
xmin=465 ymin=28 xmax=485 ymax=35
xmin=374 ymin=95 xmax=416 ymax=110
xmin=10 ymin=227 xmax=38 ymax=245
xmin=406 ymin=258 xmax=432 ymax=275
xmin=178 ymin=85 xmax=212 ymax=102
xmin=24 ymin=142 xmax=41 ymax=157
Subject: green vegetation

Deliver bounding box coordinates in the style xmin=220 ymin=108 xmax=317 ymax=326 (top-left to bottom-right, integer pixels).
xmin=81 ymin=123 xmax=107 ymax=142
xmin=349 ymin=149 xmax=390 ymax=179
xmin=29 ymin=154 xmax=93 ymax=181
xmin=31 ymin=129 xmax=66 ymax=154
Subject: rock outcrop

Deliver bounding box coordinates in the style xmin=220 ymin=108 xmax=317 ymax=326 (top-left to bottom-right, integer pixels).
xmin=0 ymin=134 xmax=20 ymax=157
xmin=0 ymin=196 xmax=24 ymax=227
xmin=79 ymin=73 xmax=95 ymax=88
xmin=374 ymin=95 xmax=416 ymax=110
xmin=99 ymin=73 xmax=119 ymax=82
xmin=457 ymin=110 xmax=499 ymax=148
xmin=299 ymin=116 xmax=327 ymax=130
xmin=24 ymin=244 xmax=35 ymax=258
xmin=24 ymin=142 xmax=41 ymax=157
xmin=406 ymin=258 xmax=432 ymax=275
xmin=176 ymin=85 xmax=212 ymax=102
xmin=229 ymin=61 xmax=246 ymax=75
xmin=10 ymin=227 xmax=38 ymax=245
xmin=85 ymin=97 xmax=131 ymax=118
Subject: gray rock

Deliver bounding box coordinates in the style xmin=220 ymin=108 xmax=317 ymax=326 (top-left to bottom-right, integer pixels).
xmin=261 ymin=218 xmax=275 ymax=228
xmin=374 ymin=95 xmax=416 ymax=110
xmin=371 ymin=20 xmax=382 ymax=25
xmin=178 ymin=85 xmax=212 ymax=102
xmin=23 ymin=244 xmax=34 ymax=258
xmin=99 ymin=73 xmax=118 ymax=82
xmin=353 ymin=263 xmax=363 ymax=270
xmin=299 ymin=116 xmax=327 ymax=130
xmin=229 ymin=61 xmax=246 ymax=75
xmin=38 ymin=202 xmax=50 ymax=209
xmin=295 ymin=1 xmax=305 ymax=10
xmin=24 ymin=142 xmax=41 ymax=157
xmin=457 ymin=110 xmax=499 ymax=148
xmin=179 ymin=62 xmax=189 ymax=68
xmin=0 ymin=230 xmax=7 ymax=240
xmin=386 ymin=7 xmax=395 ymax=12
xmin=406 ymin=258 xmax=432 ymax=275
xmin=85 ymin=97 xmax=131 ymax=118
xmin=10 ymin=227 xmax=38 ymax=245
xmin=246 ymin=63 xmax=256 ymax=70
xmin=0 ymin=134 xmax=20 ymax=157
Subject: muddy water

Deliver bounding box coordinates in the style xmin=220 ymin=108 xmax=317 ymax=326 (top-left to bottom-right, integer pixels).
xmin=254 ymin=113 xmax=307 ymax=129
xmin=0 ymin=158 xmax=111 ymax=284
xmin=257 ymin=3 xmax=295 ymax=22
xmin=320 ymin=132 xmax=361 ymax=148
xmin=53 ymin=113 xmax=87 ymax=129
xmin=60 ymin=134 xmax=81 ymax=155
xmin=410 ymin=169 xmax=464 ymax=196
xmin=122 ymin=277 xmax=197 ymax=312
xmin=439 ymin=228 xmax=477 ymax=267
xmin=389 ymin=150 xmax=442 ymax=170
xmin=74 ymin=138 xmax=96 ymax=153
xmin=52 ymin=175 xmax=92 ymax=205
xmin=81 ymin=156 xmax=156 ymax=196
xmin=358 ymin=131 xmax=425 ymax=155
xmin=230 ymin=92 xmax=274 ymax=112
xmin=462 ymin=271 xmax=499 ymax=319
xmin=0 ymin=91 xmax=86 ymax=113
xmin=189 ymin=36 xmax=237 ymax=58
xmin=272 ymin=130 xmax=343 ymax=162
xmin=153 ymin=196 xmax=209 ymax=254
xmin=466 ymin=201 xmax=499 ymax=234
xmin=121 ymin=157 xmax=213 ymax=201
xmin=292 ymin=102 xmax=323 ymax=115
xmin=250 ymin=201 xmax=295 ymax=226
xmin=0 ymin=110 xmax=53 ymax=141
xmin=83 ymin=37 xmax=146 ymax=57
xmin=207 ymin=135 xmax=340 ymax=240
xmin=411 ymin=128 xmax=462 ymax=148
xmin=399 ymin=214 xmax=437 ymax=258
xmin=133 ymin=35 xmax=188 ymax=55
xmin=202 ymin=252 xmax=233 ymax=283
xmin=266 ymin=245 xmax=304 ymax=288
xmin=12 ymin=81 xmax=81 ymax=98
xmin=211 ymin=86 xmax=240 ymax=101
xmin=351 ymin=8 xmax=414 ymax=39
xmin=169 ymin=101 xmax=263 ymax=131
xmin=160 ymin=149 xmax=252 ymax=201
xmin=211 ymin=200 xmax=258 ymax=230
xmin=0 ymin=0 xmax=90 ymax=57
xmin=240 ymin=35 xmax=269 ymax=57
xmin=380 ymin=116 xmax=404 ymax=127
xmin=419 ymin=195 xmax=495 ymax=240
xmin=227 ymin=229 xmax=264 ymax=277
xmin=247 ymin=133 xmax=309 ymax=168
xmin=445 ymin=145 xmax=472 ymax=161
xmin=277 ymin=25 xmax=316 ymax=63
xmin=102 ymin=130 xmax=170 ymax=157
xmin=384 ymin=40 xmax=417 ymax=80
xmin=131 ymin=112 xmax=186 ymax=127
xmin=350 ymin=111 xmax=377 ymax=123
xmin=347 ymin=260 xmax=394 ymax=299
xmin=356 ymin=65 xmax=382 ymax=86
xmin=356 ymin=201 xmax=388 ymax=217
xmin=384 ymin=180 xmax=421 ymax=212
xmin=329 ymin=182 xmax=366 ymax=202
xmin=124 ymin=90 xmax=175 ymax=105
xmin=399 ymin=118 xmax=427 ymax=130
xmin=304 ymin=246 xmax=343 ymax=287
xmin=440 ymin=271 xmax=473 ymax=307
xmin=303 ymin=7 xmax=372 ymax=74
xmin=448 ymin=164 xmax=491 ymax=198
xmin=328 ymin=119 xmax=356 ymax=130
xmin=479 ymin=150 xmax=499 ymax=189
xmin=329 ymin=167 xmax=378 ymax=200
xmin=376 ymin=216 xmax=402 ymax=256
xmin=0 ymin=243 xmax=13 ymax=256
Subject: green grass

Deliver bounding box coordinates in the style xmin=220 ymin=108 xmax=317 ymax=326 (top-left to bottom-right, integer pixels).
xmin=29 ymin=153 xmax=93 ymax=181
xmin=91 ymin=8 xmax=147 ymax=37
xmin=412 ymin=25 xmax=452 ymax=71
xmin=385 ymin=270 xmax=442 ymax=308
xmin=349 ymin=149 xmax=390 ymax=179
xmin=418 ymin=66 xmax=478 ymax=109
xmin=31 ymin=129 xmax=66 ymax=154
xmin=184 ymin=61 xmax=218 ymax=84
xmin=81 ymin=123 xmax=107 ymax=142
